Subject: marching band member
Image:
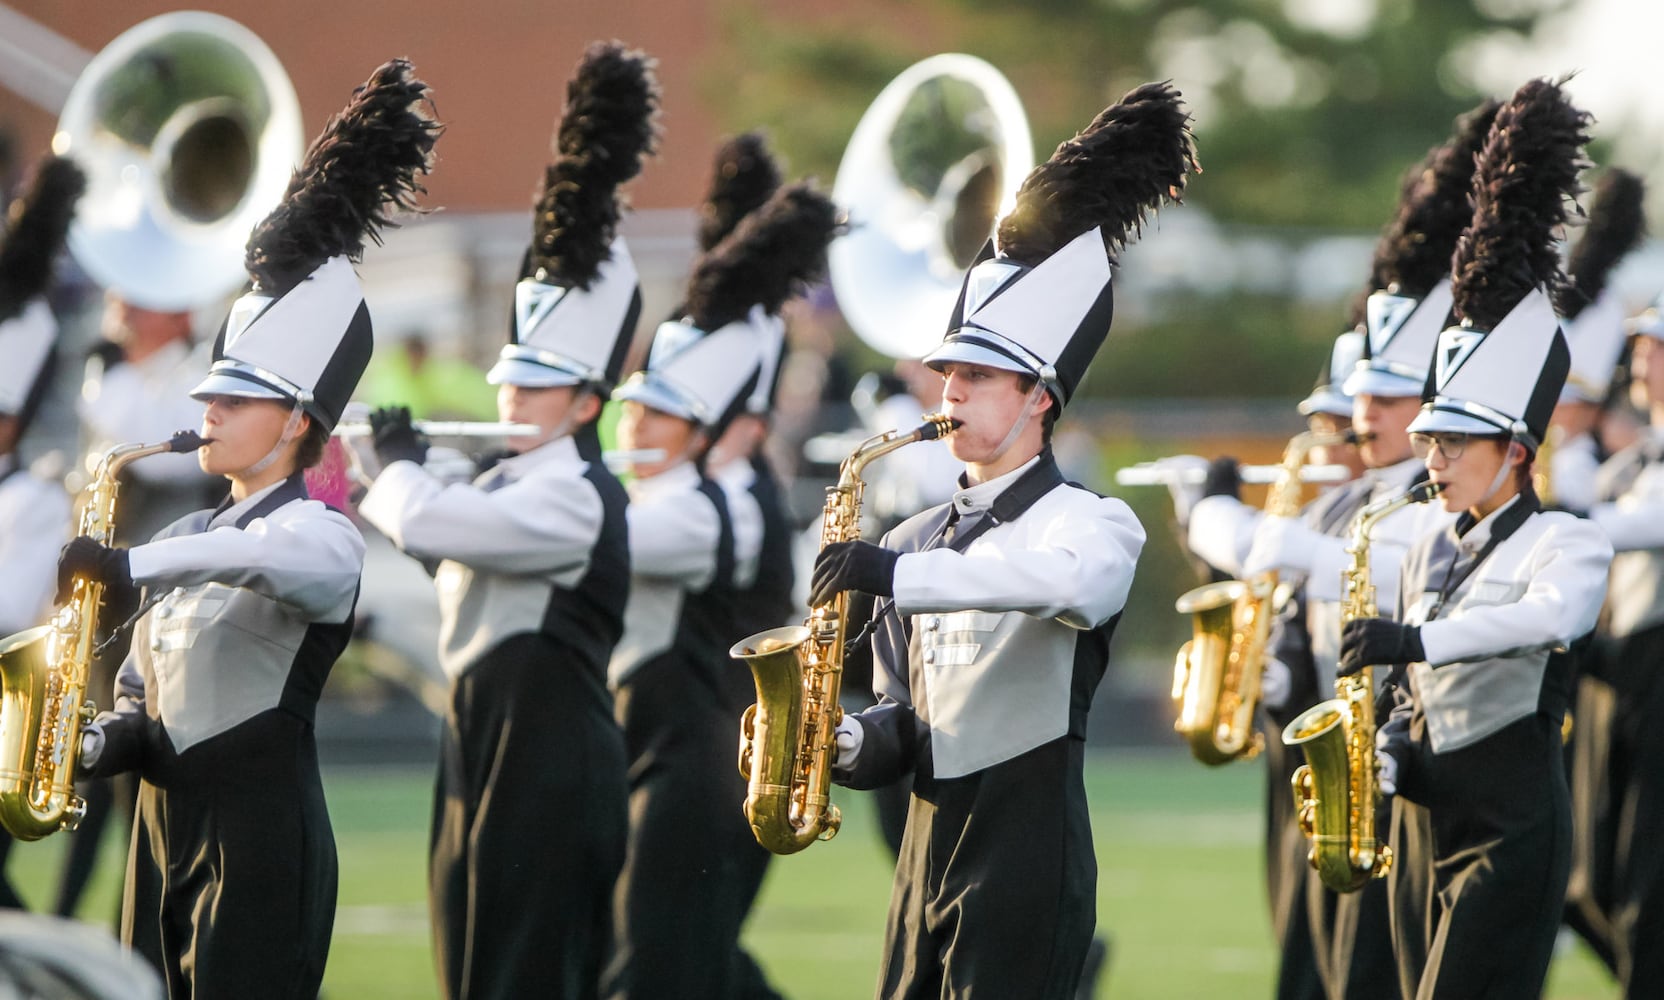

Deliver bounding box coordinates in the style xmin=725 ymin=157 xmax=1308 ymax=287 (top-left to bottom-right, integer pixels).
xmin=817 ymin=83 xmax=1195 ymax=998
xmin=1548 ymin=167 xmax=1644 ymax=974
xmin=693 ymin=132 xmax=802 ymax=1000
xmin=604 ymin=183 xmax=840 ymax=1000
xmin=1248 ymin=100 xmax=1496 ymax=1000
xmin=0 ymin=155 xmax=83 ymax=909
xmin=1584 ymin=290 xmax=1664 ymax=996
xmin=1355 ymin=78 xmax=1609 ymax=999
xmin=360 ymin=42 xmax=657 ymax=1000
xmin=68 ymin=61 xmax=438 ymax=998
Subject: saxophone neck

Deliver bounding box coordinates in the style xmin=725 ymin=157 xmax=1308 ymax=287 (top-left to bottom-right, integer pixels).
xmin=1266 ymin=429 xmax=1355 ymax=517
xmin=837 ymin=413 xmax=959 ymax=488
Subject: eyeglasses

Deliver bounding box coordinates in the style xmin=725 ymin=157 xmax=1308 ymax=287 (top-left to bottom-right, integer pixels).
xmin=1410 ymin=431 xmax=1472 ymax=460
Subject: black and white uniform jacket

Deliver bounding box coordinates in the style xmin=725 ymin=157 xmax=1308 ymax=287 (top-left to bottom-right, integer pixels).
xmin=1394 ymin=496 xmax=1612 ymax=754
xmin=608 ymin=460 xmax=760 ymax=688
xmin=113 ymin=475 xmax=364 ymax=755
xmin=1588 ymin=428 xmax=1664 ymax=639
xmin=842 ymin=453 xmax=1144 ymax=783
xmin=716 ymin=452 xmax=793 ymax=640
xmin=359 ymin=435 xmax=629 ymax=678
xmin=0 ymin=454 xmax=71 ymax=635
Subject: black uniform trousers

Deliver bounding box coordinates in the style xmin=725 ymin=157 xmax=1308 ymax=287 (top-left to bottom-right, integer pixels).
xmin=1389 ymin=712 xmax=1570 ymax=1000
xmin=123 ymin=709 xmax=337 ymax=1000
xmin=1561 ymin=668 xmax=1618 ymax=972
xmin=605 ymin=650 xmax=763 ymax=1000
xmin=878 ymin=736 xmax=1096 ymax=1000
xmin=430 ymin=632 xmax=627 ymax=1000
xmin=1600 ymin=624 xmax=1664 ymax=996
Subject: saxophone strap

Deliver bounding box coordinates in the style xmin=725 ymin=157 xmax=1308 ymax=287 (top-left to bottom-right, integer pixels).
xmin=846 ymin=451 xmax=1065 ymax=655
xmin=1424 ymin=491 xmax=1540 ymax=624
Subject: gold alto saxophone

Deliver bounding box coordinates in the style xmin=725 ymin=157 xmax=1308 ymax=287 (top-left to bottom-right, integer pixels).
xmin=730 ymin=414 xmax=958 ymax=855
xmin=0 ymin=432 xmax=205 ymax=839
xmin=1281 ymin=479 xmax=1442 ymax=892
xmin=1172 ymin=430 xmax=1353 ymax=765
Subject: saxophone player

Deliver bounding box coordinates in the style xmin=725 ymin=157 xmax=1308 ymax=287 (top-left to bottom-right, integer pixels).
xmin=810 ymin=84 xmax=1192 ymax=999
xmin=603 ymin=183 xmax=840 ymax=1000
xmin=0 ymin=155 xmax=82 ymax=909
xmin=1344 ymin=78 xmax=1611 ymax=1000
xmin=357 ymin=44 xmax=655 ymax=1000
xmin=1245 ymin=102 xmax=1495 ymax=1000
xmin=60 ymin=62 xmax=437 ymax=998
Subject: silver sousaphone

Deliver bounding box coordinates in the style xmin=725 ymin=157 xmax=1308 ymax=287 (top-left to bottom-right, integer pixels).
xmin=829 ymin=54 xmax=1032 ymax=360
xmin=52 ymin=12 xmax=303 ymax=311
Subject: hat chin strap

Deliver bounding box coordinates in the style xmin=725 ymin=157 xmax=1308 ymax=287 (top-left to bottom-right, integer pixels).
xmin=984 ymin=379 xmax=1050 ymax=466
xmin=241 ymin=402 xmax=307 ymax=479
xmin=1473 ymin=431 xmax=1522 ymax=511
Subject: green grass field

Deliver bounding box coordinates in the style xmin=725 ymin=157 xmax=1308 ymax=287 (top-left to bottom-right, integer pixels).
xmin=6 ymin=752 xmax=1619 ymax=998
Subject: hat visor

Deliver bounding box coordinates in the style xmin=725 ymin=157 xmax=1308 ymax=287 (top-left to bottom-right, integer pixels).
xmin=612 ymin=373 xmax=700 ymax=424
xmin=1297 ymin=387 xmax=1352 ymax=418
xmin=921 ymin=338 xmax=1035 ymax=379
xmin=486 ymin=357 xmax=585 ymax=389
xmin=189 ymin=371 xmax=290 ymax=403
xmin=1341 ymin=366 xmax=1425 ymax=399
xmin=1407 ymin=405 xmax=1506 ymax=437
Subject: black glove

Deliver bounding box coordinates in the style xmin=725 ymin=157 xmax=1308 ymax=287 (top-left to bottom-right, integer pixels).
xmin=370 ymin=406 xmax=428 ymax=467
xmin=1338 ymin=619 xmax=1425 ymax=676
xmin=810 ymin=540 xmax=900 ymax=607
xmin=1202 ymin=456 xmax=1242 ymax=500
xmin=56 ymin=536 xmax=132 ymax=606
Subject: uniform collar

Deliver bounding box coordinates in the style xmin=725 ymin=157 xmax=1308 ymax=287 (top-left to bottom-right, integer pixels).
xmin=628 ymin=458 xmax=702 ymax=501
xmin=950 ymin=454 xmax=1042 ymax=517
xmin=210 ymin=474 xmax=300 ymax=530
xmin=488 ymin=434 xmax=583 ymax=484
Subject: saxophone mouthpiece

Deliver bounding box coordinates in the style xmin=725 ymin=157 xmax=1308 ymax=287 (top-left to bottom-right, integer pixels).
xmin=1410 ymin=481 xmax=1445 ymax=503
xmin=169 ymin=431 xmax=209 ymax=452
xmin=916 ymin=414 xmax=962 ymax=441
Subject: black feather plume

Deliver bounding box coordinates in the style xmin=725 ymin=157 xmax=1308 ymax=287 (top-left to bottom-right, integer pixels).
xmin=684 ymin=182 xmax=842 ymax=332
xmin=1368 ymin=99 xmax=1502 ymax=300
xmin=995 ymin=81 xmax=1197 ymax=267
xmin=244 ymin=59 xmax=441 ymax=294
xmin=1557 ymin=168 xmax=1645 ymax=320
xmin=1451 ymin=78 xmax=1590 ymax=329
xmin=698 ymin=132 xmax=782 ymax=252
xmin=0 ymin=155 xmax=85 ymax=322
xmin=526 ymin=41 xmax=662 ymax=290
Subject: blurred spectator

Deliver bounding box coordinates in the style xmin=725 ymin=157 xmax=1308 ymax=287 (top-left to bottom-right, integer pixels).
xmin=358 ymin=333 xmax=497 ymax=421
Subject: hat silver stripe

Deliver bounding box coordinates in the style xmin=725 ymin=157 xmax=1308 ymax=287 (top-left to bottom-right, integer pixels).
xmin=206 ymin=360 xmax=314 ymax=405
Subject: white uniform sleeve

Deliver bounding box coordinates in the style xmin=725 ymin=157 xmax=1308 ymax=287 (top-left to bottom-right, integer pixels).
xmin=1549 ymin=438 xmax=1600 ymax=514
xmin=1418 ymin=518 xmax=1613 ymax=666
xmin=359 ymin=459 xmax=603 ymax=576
xmin=1187 ymin=495 xmax=1262 ymax=577
xmin=0 ymin=480 xmax=72 ymax=633
xmin=126 ymin=502 xmax=365 ymax=623
xmin=628 ymin=489 xmax=721 ymax=588
xmin=1587 ymin=464 xmax=1664 ymax=551
xmin=891 ymin=494 xmax=1146 ymax=628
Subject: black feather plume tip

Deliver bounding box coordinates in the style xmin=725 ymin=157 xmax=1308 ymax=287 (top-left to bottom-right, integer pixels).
xmin=244 ymin=59 xmax=441 ymax=293
xmin=1368 ymin=98 xmax=1502 ymax=300
xmin=995 ymin=81 xmax=1197 ymax=268
xmin=684 ymin=182 xmax=843 ymax=332
xmin=1557 ymin=168 xmax=1645 ymax=320
xmin=1451 ymin=78 xmax=1591 ymax=330
xmin=0 ymin=155 xmax=85 ymax=321
xmin=527 ymin=41 xmax=662 ymax=290
xmin=698 ymin=132 xmax=783 ymax=252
